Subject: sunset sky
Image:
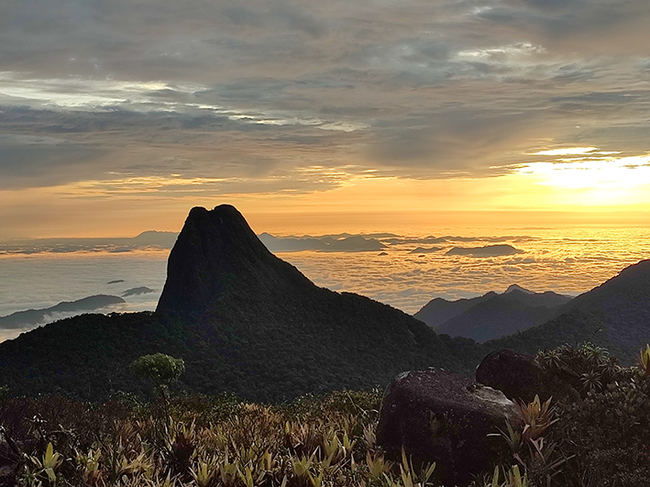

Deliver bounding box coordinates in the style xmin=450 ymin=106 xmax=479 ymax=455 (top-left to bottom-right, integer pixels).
xmin=1 ymin=0 xmax=649 ymax=237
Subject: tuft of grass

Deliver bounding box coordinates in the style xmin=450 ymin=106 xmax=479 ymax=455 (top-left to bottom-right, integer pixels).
xmin=639 ymin=344 xmax=650 ymax=376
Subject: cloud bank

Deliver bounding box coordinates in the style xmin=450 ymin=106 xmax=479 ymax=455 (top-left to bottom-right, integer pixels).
xmin=0 ymin=0 xmax=648 ymax=210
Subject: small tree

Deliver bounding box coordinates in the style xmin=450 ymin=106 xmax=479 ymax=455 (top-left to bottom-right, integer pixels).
xmin=130 ymin=353 xmax=185 ymax=399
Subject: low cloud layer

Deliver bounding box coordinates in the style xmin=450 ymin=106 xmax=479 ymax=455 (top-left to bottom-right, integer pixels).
xmin=2 ymin=225 xmax=649 ymax=341
xmin=1 ymin=231 xmax=535 ymax=255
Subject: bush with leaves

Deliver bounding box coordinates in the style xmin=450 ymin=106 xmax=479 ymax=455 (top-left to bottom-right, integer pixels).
xmin=130 ymin=353 xmax=185 ymax=398
xmin=534 ymin=343 xmax=650 ymax=487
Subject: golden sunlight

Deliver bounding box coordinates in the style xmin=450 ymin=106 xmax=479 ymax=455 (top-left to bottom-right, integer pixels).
xmin=516 ymin=152 xmax=650 ymax=206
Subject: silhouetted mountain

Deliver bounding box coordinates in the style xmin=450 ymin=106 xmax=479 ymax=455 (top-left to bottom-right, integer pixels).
xmin=0 ymin=295 xmax=125 ymax=329
xmin=414 ymin=293 xmax=497 ymax=329
xmin=489 ymin=260 xmax=650 ymax=363
xmin=446 ymin=244 xmax=523 ymax=257
xmin=504 ymin=284 xmax=534 ymax=295
xmin=433 ymin=289 xmax=572 ymax=342
xmin=559 ymin=260 xmax=650 ymax=359
xmin=0 ymin=205 xmax=480 ymax=401
xmin=415 ymin=285 xmax=572 ymax=342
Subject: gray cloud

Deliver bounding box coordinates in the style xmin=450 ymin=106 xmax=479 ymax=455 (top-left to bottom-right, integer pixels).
xmin=0 ymin=0 xmax=648 ymax=196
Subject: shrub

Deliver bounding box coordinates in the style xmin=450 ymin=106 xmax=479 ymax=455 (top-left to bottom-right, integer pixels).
xmin=534 ymin=343 xmax=650 ymax=487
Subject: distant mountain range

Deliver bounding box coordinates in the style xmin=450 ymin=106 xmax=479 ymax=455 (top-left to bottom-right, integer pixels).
xmin=0 ymin=205 xmax=647 ymax=401
xmin=0 ymin=295 xmax=125 ymax=329
xmin=1 ymin=228 xmax=535 ymax=257
xmin=257 ymin=233 xmax=386 ymax=252
xmin=0 ymin=231 xmax=179 ymax=254
xmin=415 ymin=285 xmax=573 ymax=342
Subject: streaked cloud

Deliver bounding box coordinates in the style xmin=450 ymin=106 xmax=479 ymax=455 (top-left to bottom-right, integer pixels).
xmin=531 ymin=147 xmax=599 ymax=156
xmin=0 ymin=0 xmax=649 ymax=236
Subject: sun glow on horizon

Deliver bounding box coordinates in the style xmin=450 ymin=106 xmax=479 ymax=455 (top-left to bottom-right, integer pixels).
xmin=515 ymin=151 xmax=650 ymax=206
xmin=1 ymin=144 xmax=649 ymax=238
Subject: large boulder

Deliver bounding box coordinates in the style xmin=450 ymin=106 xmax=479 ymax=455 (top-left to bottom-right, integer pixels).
xmin=476 ymin=350 xmax=546 ymax=402
xmin=475 ymin=350 xmax=578 ymax=403
xmin=377 ymin=369 xmax=522 ymax=486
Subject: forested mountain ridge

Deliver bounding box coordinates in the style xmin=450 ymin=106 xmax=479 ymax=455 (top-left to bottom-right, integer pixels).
xmin=486 ymin=260 xmax=650 ymax=363
xmin=0 ymin=206 xmax=481 ymax=401
xmin=0 ymin=205 xmax=647 ymax=401
xmin=415 ymin=287 xmax=572 ymax=342
xmin=414 ymin=292 xmax=497 ymax=329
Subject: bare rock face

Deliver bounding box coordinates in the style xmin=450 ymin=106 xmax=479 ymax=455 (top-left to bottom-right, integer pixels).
xmin=476 ymin=349 xmax=578 ymax=403
xmin=156 ymin=204 xmax=314 ymax=319
xmin=377 ymin=369 xmax=522 ymax=486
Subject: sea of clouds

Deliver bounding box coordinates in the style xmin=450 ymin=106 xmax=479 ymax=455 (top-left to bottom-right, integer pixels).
xmin=1 ymin=225 xmax=649 ymax=341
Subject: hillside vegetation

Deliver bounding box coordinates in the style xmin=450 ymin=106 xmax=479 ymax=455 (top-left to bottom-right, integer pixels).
xmin=0 ymin=343 xmax=647 ymax=486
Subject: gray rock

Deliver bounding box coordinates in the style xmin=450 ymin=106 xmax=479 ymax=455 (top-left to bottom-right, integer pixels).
xmin=377 ymin=369 xmax=522 ymax=486
xmin=476 ymin=349 xmax=578 ymax=403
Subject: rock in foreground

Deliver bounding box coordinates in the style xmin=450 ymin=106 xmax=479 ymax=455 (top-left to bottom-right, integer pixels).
xmin=476 ymin=349 xmax=578 ymax=403
xmin=377 ymin=369 xmax=522 ymax=486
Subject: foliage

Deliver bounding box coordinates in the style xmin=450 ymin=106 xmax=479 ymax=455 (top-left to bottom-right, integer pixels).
xmin=489 ymin=395 xmax=566 ymax=487
xmin=0 ymin=389 xmax=446 ymax=486
xmin=516 ymin=395 xmax=558 ymax=444
xmin=130 ymin=353 xmax=185 ymax=394
xmin=0 ymin=308 xmax=483 ymax=403
xmin=483 ymin=465 xmax=529 ymax=487
xmin=533 ymin=343 xmax=650 ymax=487
xmin=639 ymin=344 xmax=650 ymax=376
xmin=26 ymin=442 xmax=62 ymax=484
xmin=478 ymin=343 xmax=650 ymax=487
xmin=0 ymin=344 xmax=648 ymax=486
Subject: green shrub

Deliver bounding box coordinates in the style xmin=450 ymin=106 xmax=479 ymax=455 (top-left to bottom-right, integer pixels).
xmin=534 ymin=343 xmax=650 ymax=487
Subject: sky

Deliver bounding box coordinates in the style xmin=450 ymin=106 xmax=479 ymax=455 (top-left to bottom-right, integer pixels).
xmin=1 ymin=0 xmax=650 ymax=237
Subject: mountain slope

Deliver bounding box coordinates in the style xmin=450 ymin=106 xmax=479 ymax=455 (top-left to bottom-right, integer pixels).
xmin=435 ymin=289 xmax=572 ymax=342
xmin=0 ymin=205 xmax=482 ymax=401
xmin=155 ymin=205 xmax=481 ymax=398
xmin=415 ymin=287 xmax=572 ymax=342
xmin=413 ymin=292 xmax=496 ymax=329
xmin=560 ymin=260 xmax=650 ymax=360
xmin=488 ymin=261 xmax=650 ymax=363
xmin=0 ymin=295 xmax=125 ymax=329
